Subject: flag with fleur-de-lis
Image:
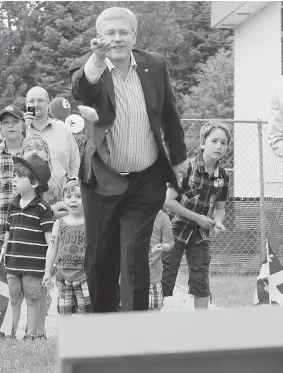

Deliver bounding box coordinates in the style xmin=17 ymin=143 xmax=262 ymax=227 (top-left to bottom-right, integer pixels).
xmin=254 ymin=245 xmax=283 ymax=306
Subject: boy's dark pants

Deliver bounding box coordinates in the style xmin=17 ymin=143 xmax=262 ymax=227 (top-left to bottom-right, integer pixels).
xmin=0 ymin=240 xmax=7 ymax=284
xmin=162 ymin=234 xmax=211 ymax=298
xmin=81 ymin=159 xmax=166 ymax=313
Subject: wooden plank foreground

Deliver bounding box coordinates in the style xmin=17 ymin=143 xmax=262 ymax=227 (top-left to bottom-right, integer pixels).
xmin=57 ymin=306 xmax=283 ymax=373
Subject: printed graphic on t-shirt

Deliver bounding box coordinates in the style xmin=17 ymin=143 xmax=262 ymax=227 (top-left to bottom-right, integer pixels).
xmin=57 ymin=229 xmax=86 ymax=270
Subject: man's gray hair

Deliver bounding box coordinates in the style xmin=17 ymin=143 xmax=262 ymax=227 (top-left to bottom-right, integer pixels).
xmin=96 ymin=7 xmax=137 ymax=34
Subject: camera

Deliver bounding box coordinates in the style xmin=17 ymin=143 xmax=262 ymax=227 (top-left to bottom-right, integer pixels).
xmin=27 ymin=106 xmax=35 ymax=116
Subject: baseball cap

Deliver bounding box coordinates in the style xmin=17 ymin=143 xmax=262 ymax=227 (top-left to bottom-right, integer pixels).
xmin=13 ymin=154 xmax=51 ymax=192
xmin=0 ymin=105 xmax=24 ymax=121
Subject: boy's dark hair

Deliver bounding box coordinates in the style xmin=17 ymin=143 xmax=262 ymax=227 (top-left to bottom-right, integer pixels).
xmin=13 ymin=163 xmax=44 ymax=196
xmin=62 ymin=180 xmax=81 ymax=198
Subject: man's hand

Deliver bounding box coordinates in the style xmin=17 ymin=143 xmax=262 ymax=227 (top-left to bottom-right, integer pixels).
xmin=213 ymin=221 xmax=226 ymax=236
xmin=24 ymin=111 xmax=35 ymax=127
xmin=172 ymin=159 xmax=188 ymax=182
xmin=196 ymin=215 xmax=216 ymax=230
xmin=90 ymin=37 xmax=113 ymax=61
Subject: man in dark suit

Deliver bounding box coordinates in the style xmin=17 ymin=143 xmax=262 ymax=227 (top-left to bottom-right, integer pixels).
xmin=69 ymin=7 xmax=187 ymax=312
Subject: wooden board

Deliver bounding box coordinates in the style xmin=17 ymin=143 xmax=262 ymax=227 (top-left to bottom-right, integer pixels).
xmin=57 ymin=306 xmax=283 ymax=373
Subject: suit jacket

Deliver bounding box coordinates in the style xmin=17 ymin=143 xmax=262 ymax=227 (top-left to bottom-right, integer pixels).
xmin=268 ymin=76 xmax=283 ymax=158
xmin=69 ymin=48 xmax=187 ymax=196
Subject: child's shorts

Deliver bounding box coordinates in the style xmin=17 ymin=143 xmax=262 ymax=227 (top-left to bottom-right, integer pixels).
xmin=185 ymin=239 xmax=211 ymax=298
xmin=149 ymin=281 xmax=163 ymax=310
xmin=56 ymin=275 xmax=92 ymax=315
xmin=7 ymin=272 xmax=46 ymax=300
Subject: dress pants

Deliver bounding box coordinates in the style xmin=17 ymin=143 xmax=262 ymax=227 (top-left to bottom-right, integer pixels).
xmin=81 ymin=158 xmax=166 ymax=312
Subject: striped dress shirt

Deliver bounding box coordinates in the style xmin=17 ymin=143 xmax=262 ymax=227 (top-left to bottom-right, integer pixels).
xmin=84 ymin=54 xmax=158 ymax=172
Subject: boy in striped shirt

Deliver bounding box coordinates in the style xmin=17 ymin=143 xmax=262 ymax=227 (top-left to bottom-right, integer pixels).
xmin=1 ymin=154 xmax=53 ymax=340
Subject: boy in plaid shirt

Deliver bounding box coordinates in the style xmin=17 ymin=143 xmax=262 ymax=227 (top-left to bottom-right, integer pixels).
xmin=0 ymin=105 xmax=25 ymax=284
xmin=148 ymin=210 xmax=174 ymax=310
xmin=162 ymin=121 xmax=230 ymax=309
xmin=42 ymin=181 xmax=91 ymax=315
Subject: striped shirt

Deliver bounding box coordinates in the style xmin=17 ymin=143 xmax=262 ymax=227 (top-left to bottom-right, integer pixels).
xmin=0 ymin=140 xmax=21 ymax=241
xmin=84 ymin=54 xmax=158 ymax=172
xmin=168 ymin=153 xmax=229 ymax=244
xmin=5 ymin=195 xmax=54 ymax=277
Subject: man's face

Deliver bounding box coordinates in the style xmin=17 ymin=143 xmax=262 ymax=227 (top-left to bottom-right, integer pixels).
xmin=26 ymin=88 xmax=49 ymax=119
xmin=98 ymin=17 xmax=136 ymax=63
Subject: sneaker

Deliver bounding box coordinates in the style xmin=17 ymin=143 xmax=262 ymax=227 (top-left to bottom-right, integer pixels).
xmin=36 ymin=334 xmax=47 ymax=341
xmin=23 ymin=334 xmax=36 ymax=341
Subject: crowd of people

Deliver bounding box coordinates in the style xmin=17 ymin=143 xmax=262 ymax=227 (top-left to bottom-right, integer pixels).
xmin=0 ymin=6 xmax=230 ymax=341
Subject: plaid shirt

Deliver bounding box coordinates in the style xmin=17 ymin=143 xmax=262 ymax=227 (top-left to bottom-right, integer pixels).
xmin=168 ymin=153 xmax=230 ymax=244
xmin=0 ymin=140 xmax=21 ymax=241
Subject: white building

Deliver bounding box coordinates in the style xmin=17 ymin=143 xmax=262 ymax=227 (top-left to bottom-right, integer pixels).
xmin=211 ymin=1 xmax=283 ymax=197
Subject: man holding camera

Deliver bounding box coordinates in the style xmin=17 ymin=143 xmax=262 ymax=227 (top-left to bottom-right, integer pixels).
xmin=69 ymin=7 xmax=188 ymax=313
xmin=24 ymin=86 xmax=80 ymax=181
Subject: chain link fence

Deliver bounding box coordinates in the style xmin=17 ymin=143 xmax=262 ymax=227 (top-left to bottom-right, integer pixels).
xmin=180 ymin=119 xmax=283 ymax=276
xmin=74 ymin=119 xmax=283 ymax=276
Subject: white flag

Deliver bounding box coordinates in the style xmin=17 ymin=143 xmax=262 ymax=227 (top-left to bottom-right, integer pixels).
xmin=254 ymin=245 xmax=283 ymax=306
xmin=0 ymin=280 xmax=12 ymax=335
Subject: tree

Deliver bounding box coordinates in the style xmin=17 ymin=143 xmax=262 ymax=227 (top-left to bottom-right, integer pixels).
xmin=166 ymin=1 xmax=233 ymax=94
xmin=0 ymin=1 xmax=234 ymax=117
xmin=0 ymin=1 xmax=37 ymax=109
xmin=181 ymin=49 xmax=234 ymax=119
xmin=2 ymin=75 xmax=16 ymax=106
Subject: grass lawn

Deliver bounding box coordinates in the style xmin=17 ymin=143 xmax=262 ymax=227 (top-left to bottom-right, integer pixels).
xmin=1 ymin=337 xmax=57 ymax=373
xmin=177 ymin=271 xmax=257 ymax=307
xmin=0 ymin=273 xmax=258 ymax=372
xmin=1 ymin=286 xmax=59 ymax=373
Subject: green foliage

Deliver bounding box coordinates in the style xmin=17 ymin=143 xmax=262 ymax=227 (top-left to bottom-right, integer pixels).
xmin=0 ymin=1 xmax=233 ymax=117
xmin=181 ymin=49 xmax=234 ymax=119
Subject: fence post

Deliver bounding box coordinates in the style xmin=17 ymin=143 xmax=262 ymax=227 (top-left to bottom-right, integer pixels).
xmin=257 ymin=120 xmax=266 ymax=264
